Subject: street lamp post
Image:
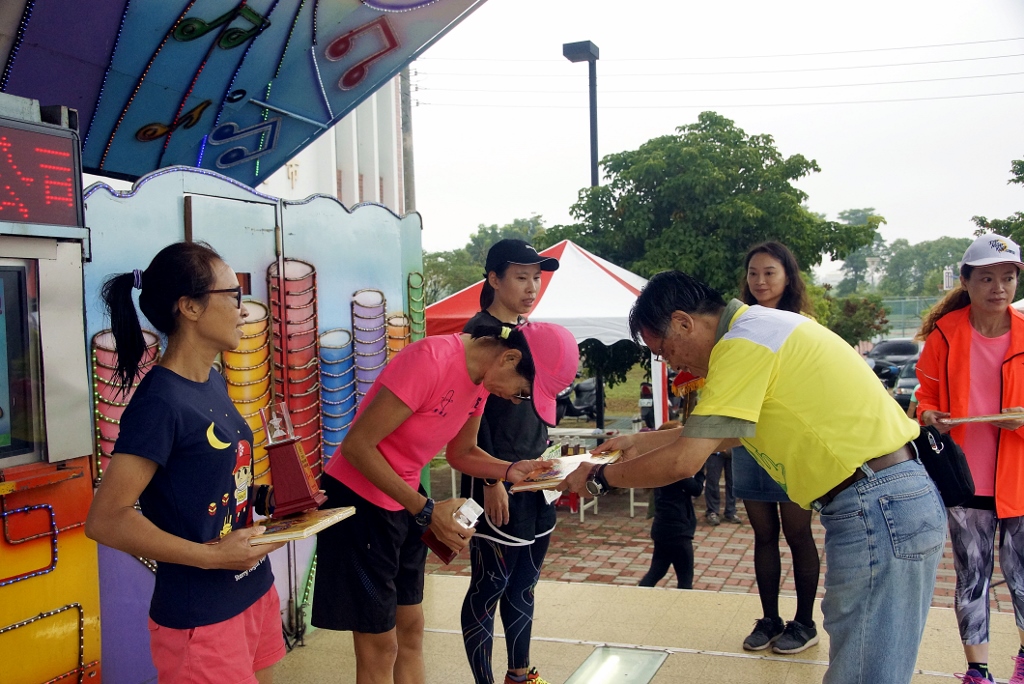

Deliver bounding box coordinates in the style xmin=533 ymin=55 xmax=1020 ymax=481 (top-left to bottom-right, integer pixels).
xmin=562 ymin=40 xmax=600 ymax=186
xmin=563 ymin=40 xmax=606 ymax=428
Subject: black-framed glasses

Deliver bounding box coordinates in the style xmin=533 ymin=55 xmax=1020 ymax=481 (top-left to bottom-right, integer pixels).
xmin=197 ymin=287 xmax=242 ymax=309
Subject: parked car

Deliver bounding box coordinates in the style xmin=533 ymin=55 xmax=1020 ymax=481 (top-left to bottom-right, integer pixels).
xmin=889 ymin=361 xmax=918 ymax=412
xmin=865 ymin=338 xmax=921 ymax=386
xmin=866 ymin=338 xmax=921 ymax=367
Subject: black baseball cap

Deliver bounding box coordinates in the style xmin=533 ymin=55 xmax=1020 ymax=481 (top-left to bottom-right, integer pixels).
xmin=484 ymin=239 xmax=559 ymax=274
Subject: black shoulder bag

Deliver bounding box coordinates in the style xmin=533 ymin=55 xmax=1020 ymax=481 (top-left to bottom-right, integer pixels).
xmin=913 ymin=425 xmax=975 ymax=508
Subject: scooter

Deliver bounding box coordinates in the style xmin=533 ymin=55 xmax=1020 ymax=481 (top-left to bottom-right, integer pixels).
xmin=639 ymin=382 xmax=655 ymax=429
xmin=555 ymin=377 xmax=598 ymax=424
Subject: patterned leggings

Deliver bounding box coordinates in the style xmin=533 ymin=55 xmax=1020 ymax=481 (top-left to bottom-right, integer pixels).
xmin=948 ymin=507 xmax=1024 ymax=645
xmin=461 ymin=534 xmax=550 ymax=684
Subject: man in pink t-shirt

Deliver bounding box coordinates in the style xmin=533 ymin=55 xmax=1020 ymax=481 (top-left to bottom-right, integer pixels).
xmin=312 ymin=321 xmax=578 ymax=684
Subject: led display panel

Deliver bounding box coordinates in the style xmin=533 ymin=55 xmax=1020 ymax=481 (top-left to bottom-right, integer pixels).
xmin=0 ymin=121 xmax=81 ymax=227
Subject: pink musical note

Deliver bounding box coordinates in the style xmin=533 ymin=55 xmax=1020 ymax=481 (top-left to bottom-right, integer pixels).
xmin=324 ymin=16 xmax=400 ymax=91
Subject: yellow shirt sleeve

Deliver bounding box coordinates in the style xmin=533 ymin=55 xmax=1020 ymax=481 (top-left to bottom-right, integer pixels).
xmin=692 ymin=338 xmax=775 ymax=424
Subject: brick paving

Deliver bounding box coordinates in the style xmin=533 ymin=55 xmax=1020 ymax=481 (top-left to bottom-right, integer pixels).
xmin=427 ymin=461 xmax=1016 ymax=614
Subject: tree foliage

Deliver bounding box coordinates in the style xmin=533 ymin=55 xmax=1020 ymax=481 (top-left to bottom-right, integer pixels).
xmin=579 ymin=339 xmax=646 ymax=389
xmin=805 ymin=278 xmax=891 ymax=345
xmin=535 ymin=112 xmax=877 ymax=295
xmin=422 ymin=215 xmax=546 ymax=305
xmin=835 ymin=224 xmax=886 ymax=296
xmin=422 ymin=249 xmax=481 ymax=306
xmin=825 ymin=295 xmax=891 ymax=346
xmin=877 ymin=236 xmax=971 ymax=297
xmin=973 ymin=156 xmax=1024 ymax=245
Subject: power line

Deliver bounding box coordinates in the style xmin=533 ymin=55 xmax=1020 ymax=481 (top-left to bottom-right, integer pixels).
xmin=418 ymin=36 xmax=1024 ymax=62
xmin=416 ymin=52 xmax=1024 ymax=78
xmin=417 ymin=89 xmax=1024 ymax=109
xmin=418 ymin=71 xmax=1024 ymax=95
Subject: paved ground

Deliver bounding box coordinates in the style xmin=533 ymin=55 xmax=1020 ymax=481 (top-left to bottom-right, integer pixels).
xmin=426 ymin=457 xmax=1016 ymax=614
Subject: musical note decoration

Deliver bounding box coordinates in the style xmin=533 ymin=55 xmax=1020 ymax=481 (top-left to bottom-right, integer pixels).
xmin=324 ymin=16 xmax=400 ymax=91
xmin=361 ymin=0 xmax=442 ymax=10
xmin=173 ymin=5 xmax=271 ymax=50
xmin=135 ymin=100 xmax=212 ymax=142
xmin=207 ymin=117 xmax=282 ymax=168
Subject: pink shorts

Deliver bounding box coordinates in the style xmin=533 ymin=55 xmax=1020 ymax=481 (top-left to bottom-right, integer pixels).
xmin=148 ymin=586 xmax=286 ymax=684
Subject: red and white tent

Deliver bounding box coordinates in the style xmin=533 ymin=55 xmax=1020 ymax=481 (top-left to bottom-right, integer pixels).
xmin=426 ymin=240 xmax=671 ymax=424
xmin=426 ymin=240 xmax=648 ymax=345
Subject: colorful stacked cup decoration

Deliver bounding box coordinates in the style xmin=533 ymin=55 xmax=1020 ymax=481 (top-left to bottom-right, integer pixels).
xmin=319 ymin=328 xmax=356 ymax=464
xmin=91 ymin=329 xmax=161 ymax=479
xmin=408 ymin=271 xmax=425 ymax=342
xmin=268 ymin=259 xmax=323 ymax=481
xmin=352 ymin=289 xmax=387 ymax=400
xmin=221 ymin=299 xmax=273 ymax=485
xmin=386 ymin=313 xmax=411 ymax=361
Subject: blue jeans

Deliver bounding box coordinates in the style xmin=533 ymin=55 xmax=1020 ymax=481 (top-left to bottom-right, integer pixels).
xmin=819 ymin=459 xmax=944 ymax=684
xmin=704 ymin=451 xmax=736 ymax=518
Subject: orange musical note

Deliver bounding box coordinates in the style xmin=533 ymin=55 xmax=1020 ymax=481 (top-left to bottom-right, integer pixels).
xmin=324 ymin=16 xmax=400 ymax=91
xmin=136 ymin=100 xmax=212 ymax=142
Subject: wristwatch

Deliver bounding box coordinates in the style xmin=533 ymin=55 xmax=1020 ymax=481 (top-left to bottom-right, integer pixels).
xmin=414 ymin=498 xmax=435 ymax=528
xmin=585 ymin=464 xmax=611 ymax=497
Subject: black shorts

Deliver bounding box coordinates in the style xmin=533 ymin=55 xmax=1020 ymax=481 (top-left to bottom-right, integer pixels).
xmin=311 ymin=475 xmax=428 ymax=634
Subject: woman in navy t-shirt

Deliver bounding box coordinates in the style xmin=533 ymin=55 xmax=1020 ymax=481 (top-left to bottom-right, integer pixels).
xmin=86 ymin=242 xmax=286 ymax=684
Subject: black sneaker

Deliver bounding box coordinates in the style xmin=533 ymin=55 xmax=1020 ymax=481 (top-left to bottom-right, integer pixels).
xmin=772 ymin=620 xmax=819 ymax=654
xmin=742 ymin=616 xmax=785 ymax=651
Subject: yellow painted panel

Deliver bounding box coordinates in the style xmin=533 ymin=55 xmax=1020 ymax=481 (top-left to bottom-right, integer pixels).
xmin=0 ymin=524 xmax=101 ymax=683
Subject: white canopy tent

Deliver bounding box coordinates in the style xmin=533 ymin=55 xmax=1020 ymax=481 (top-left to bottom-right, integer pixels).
xmin=425 ymin=240 xmax=671 ymax=426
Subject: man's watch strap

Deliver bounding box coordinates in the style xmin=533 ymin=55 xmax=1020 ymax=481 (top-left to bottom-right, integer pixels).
xmin=414 ymin=498 xmax=434 ymax=528
xmin=586 ymin=463 xmax=612 ymax=497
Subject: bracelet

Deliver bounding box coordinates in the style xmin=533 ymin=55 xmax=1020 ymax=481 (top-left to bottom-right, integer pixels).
xmin=504 ymin=461 xmax=515 ymax=482
xmin=483 ymin=478 xmax=500 ymax=487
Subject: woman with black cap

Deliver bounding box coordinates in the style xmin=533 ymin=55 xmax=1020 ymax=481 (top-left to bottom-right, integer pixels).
xmin=461 ymin=239 xmax=561 ymax=684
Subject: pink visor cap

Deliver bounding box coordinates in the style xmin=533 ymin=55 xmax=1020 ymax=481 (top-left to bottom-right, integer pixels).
xmin=519 ymin=321 xmax=580 ymax=427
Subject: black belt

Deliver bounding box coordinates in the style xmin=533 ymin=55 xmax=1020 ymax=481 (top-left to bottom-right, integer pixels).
xmin=810 ymin=445 xmax=914 ymax=512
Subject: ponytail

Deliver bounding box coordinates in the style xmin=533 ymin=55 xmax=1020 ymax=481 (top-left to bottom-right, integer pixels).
xmin=469 ymin=323 xmax=535 ymax=382
xmin=101 ymin=241 xmax=223 ymax=396
xmin=916 ymin=264 xmax=975 ymax=340
xmin=917 ymin=288 xmax=971 ymax=340
xmin=101 ymin=272 xmax=148 ymax=396
xmin=479 ymin=281 xmax=496 ymax=310
xmin=479 ymin=262 xmax=513 ymax=311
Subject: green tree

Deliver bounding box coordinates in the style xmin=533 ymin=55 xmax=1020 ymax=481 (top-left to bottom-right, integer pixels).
xmin=464 ymin=215 xmax=546 ymax=266
xmin=422 ymin=216 xmax=549 ymax=305
xmin=835 ymin=219 xmax=887 ymax=296
xmin=877 ymin=236 xmax=972 ymax=297
xmin=826 ymin=295 xmax=891 ymax=346
xmin=805 ymin=277 xmax=890 ymax=345
xmin=536 ymin=112 xmax=877 ymax=295
xmin=973 ymin=157 xmax=1024 ymax=245
xmin=422 ymin=249 xmax=481 ymax=306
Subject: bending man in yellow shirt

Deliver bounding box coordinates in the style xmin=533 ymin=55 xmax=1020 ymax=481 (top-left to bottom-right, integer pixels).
xmin=561 ymin=270 xmax=943 ymax=684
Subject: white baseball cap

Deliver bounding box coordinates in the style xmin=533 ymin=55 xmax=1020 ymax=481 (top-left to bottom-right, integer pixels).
xmin=962 ymin=234 xmax=1023 ymax=269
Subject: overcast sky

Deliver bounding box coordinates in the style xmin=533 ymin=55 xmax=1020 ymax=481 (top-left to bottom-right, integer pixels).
xmin=410 ymin=0 xmax=1024 ymax=277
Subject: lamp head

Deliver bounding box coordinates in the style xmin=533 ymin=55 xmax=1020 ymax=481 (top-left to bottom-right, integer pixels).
xmin=563 ymin=40 xmax=600 ymax=63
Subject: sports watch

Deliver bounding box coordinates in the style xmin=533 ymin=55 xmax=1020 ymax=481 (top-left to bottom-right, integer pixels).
xmin=414 ymin=498 xmax=435 ymax=528
xmin=585 ymin=464 xmax=611 ymax=497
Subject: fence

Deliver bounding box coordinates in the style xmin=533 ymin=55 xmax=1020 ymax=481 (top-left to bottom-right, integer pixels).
xmin=880 ymin=297 xmax=940 ymax=338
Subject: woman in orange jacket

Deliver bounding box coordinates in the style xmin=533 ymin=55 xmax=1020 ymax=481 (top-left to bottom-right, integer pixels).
xmin=917 ymin=234 xmax=1024 ymax=683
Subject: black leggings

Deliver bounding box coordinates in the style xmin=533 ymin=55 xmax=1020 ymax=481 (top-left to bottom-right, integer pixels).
xmin=743 ymin=499 xmax=820 ymax=626
xmin=639 ymin=539 xmax=694 ymax=589
xmin=461 ymin=534 xmax=551 ymax=684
